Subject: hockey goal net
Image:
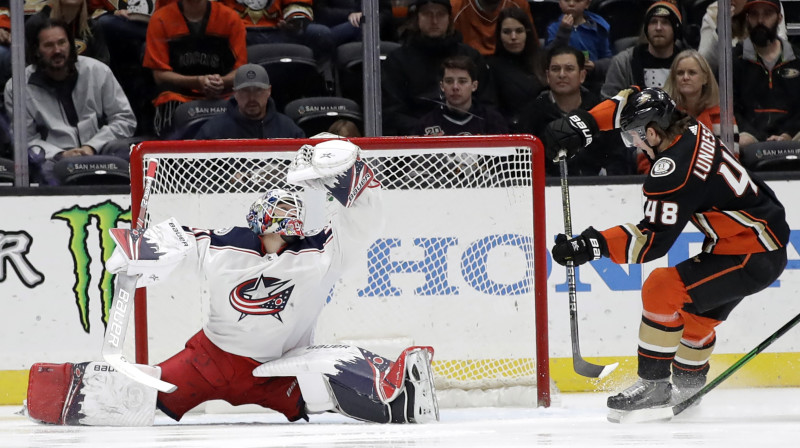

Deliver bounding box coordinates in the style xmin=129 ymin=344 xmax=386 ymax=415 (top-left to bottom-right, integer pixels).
xmin=128 ymin=136 xmax=551 ymax=407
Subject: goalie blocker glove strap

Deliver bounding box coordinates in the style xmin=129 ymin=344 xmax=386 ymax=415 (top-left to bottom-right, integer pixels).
xmin=551 ymin=227 xmax=608 ymax=266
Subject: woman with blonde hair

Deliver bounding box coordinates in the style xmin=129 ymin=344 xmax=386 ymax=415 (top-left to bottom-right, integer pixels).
xmin=630 ymin=49 xmax=739 ymax=174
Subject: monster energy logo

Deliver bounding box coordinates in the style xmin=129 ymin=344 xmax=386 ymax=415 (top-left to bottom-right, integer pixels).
xmin=52 ymin=200 xmax=131 ymax=333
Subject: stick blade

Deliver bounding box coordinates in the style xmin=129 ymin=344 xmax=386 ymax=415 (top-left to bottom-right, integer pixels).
xmin=607 ymin=406 xmax=675 ymax=424
xmin=104 ymin=353 xmax=178 ymax=394
xmin=574 ymin=358 xmax=619 ymax=379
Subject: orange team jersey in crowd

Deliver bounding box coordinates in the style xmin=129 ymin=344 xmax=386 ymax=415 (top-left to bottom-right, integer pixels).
xmin=143 ymin=0 xmax=247 ymax=106
xmin=451 ymin=0 xmax=534 ymax=55
xmin=587 ymin=93 xmax=789 ymax=263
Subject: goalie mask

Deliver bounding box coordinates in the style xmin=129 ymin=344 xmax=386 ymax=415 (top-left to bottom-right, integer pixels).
xmin=247 ymin=190 xmax=305 ymax=237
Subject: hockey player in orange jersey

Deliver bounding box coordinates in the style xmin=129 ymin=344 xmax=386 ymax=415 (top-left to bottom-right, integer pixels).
xmin=544 ymin=87 xmax=789 ymax=421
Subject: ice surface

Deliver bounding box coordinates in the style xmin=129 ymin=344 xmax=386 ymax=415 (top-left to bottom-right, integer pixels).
xmin=2 ymin=388 xmax=799 ymax=448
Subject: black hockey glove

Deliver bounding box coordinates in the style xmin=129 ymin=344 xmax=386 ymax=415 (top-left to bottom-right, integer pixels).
xmin=543 ymin=109 xmax=599 ymax=162
xmin=551 ymin=227 xmax=607 ymax=267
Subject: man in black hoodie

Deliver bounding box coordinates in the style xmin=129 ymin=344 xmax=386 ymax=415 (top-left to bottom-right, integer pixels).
xmin=381 ymin=0 xmax=495 ymax=136
xmin=195 ymin=64 xmax=305 ymax=140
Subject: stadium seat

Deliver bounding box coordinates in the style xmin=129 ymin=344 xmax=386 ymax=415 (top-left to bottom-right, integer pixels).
xmin=739 ymin=141 xmax=800 ymax=172
xmin=0 ymin=157 xmax=13 ymax=184
xmin=528 ymin=0 xmax=563 ymax=42
xmin=247 ymin=43 xmax=328 ymax=112
xmin=284 ymin=96 xmax=363 ymax=137
xmin=334 ymin=41 xmax=401 ymax=105
xmin=169 ymin=99 xmax=229 ymax=140
xmin=52 ymin=155 xmax=131 ymax=186
xmin=681 ymin=0 xmax=715 ymax=49
xmin=613 ymin=35 xmax=641 ymax=54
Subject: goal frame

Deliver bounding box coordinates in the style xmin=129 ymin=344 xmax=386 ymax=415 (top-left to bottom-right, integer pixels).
xmin=129 ymin=135 xmax=551 ymax=407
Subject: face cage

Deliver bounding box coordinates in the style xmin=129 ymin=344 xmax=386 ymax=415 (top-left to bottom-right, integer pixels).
xmin=247 ymin=193 xmax=305 ymax=237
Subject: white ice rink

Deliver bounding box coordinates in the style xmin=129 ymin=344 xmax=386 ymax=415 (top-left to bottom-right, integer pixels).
xmin=3 ymin=387 xmax=800 ymax=448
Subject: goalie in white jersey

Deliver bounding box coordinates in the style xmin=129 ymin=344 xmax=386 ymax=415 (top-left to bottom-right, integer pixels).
xmin=26 ymin=139 xmax=438 ymax=426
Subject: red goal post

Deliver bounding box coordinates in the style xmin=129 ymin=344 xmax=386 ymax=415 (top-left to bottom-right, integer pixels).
xmin=129 ymin=135 xmax=551 ymax=407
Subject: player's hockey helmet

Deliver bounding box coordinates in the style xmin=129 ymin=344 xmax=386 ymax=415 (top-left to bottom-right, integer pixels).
xmin=619 ymin=87 xmax=676 ymax=148
xmin=247 ymin=189 xmax=305 ymax=237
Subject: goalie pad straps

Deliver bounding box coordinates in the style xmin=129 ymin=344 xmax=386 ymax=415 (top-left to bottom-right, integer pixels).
xmin=326 ymin=158 xmax=379 ymax=208
xmin=27 ymin=361 xmax=159 ymax=426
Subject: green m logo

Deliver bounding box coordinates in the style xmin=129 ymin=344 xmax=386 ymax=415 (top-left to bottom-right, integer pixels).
xmin=52 ymin=200 xmax=131 ymax=333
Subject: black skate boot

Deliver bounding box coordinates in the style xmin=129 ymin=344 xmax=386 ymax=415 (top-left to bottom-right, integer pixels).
xmin=607 ymin=378 xmax=672 ymax=411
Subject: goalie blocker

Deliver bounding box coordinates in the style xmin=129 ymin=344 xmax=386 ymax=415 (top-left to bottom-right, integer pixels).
xmin=25 ymin=345 xmax=438 ymax=426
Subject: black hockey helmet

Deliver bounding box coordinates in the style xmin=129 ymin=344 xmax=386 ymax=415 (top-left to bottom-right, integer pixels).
xmin=619 ymin=87 xmax=676 ymax=147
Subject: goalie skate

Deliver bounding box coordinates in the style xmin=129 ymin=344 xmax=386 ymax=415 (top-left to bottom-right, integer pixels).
xmin=404 ymin=348 xmax=439 ymax=423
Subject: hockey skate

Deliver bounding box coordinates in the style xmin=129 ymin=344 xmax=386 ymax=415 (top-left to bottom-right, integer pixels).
xmin=607 ymin=378 xmax=672 ymax=423
xmin=404 ymin=348 xmax=439 ymax=423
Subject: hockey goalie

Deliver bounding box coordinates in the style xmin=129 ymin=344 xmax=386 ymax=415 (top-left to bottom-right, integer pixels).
xmin=25 ymin=139 xmax=439 ymax=426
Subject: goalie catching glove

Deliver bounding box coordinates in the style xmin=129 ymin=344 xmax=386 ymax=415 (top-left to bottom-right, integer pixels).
xmin=543 ymin=109 xmax=599 ymax=162
xmin=287 ymin=139 xmax=379 ymax=208
xmin=551 ymin=227 xmax=607 ymax=266
xmin=106 ymin=217 xmax=193 ymax=287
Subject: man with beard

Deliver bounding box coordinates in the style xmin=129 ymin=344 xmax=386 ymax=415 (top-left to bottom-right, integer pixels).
xmin=194 ymin=64 xmax=304 ymax=140
xmin=733 ymin=0 xmax=800 ymax=146
xmin=601 ymin=1 xmax=683 ymax=99
xmin=3 ymin=16 xmax=136 ymax=185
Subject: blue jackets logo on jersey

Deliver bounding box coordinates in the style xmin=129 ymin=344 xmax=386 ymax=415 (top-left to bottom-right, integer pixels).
xmin=229 ymin=275 xmax=294 ymax=322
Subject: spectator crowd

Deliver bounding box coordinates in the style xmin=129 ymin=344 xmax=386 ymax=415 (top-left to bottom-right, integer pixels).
xmin=1 ymin=0 xmax=799 ymax=185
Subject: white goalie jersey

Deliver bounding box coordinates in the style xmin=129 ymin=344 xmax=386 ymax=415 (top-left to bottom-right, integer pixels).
xmin=174 ymin=186 xmax=383 ymax=362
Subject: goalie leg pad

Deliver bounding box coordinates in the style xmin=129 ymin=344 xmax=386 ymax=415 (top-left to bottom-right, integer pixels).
xmin=26 ymin=361 xmax=159 ymax=426
xmin=253 ymin=345 xmax=439 ymax=424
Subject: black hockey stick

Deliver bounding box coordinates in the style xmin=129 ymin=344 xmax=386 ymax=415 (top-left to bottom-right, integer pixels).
xmin=103 ymin=159 xmax=177 ymax=393
xmin=558 ymin=151 xmax=618 ymax=379
xmin=615 ymin=310 xmax=800 ymax=423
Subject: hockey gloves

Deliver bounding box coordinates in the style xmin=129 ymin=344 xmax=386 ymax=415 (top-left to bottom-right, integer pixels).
xmin=551 ymin=227 xmax=607 ymax=267
xmin=543 ymin=109 xmax=599 ymax=162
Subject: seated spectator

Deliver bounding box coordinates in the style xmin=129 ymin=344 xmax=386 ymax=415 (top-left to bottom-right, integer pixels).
xmin=451 ymin=0 xmax=534 ymax=56
xmin=601 ymin=1 xmax=683 ymax=99
xmin=417 ymin=55 xmax=508 ymax=136
xmin=519 ymin=45 xmax=630 ymax=176
xmin=487 ymin=7 xmax=546 ymax=131
xmin=313 ymin=0 xmax=394 ymax=47
xmin=194 ymin=64 xmax=305 ymax=140
xmin=143 ymin=0 xmax=247 ymax=136
xmin=328 ymin=118 xmax=362 ymax=137
xmin=220 ymin=0 xmax=334 ymax=63
xmin=382 ymin=0 xmax=494 ymax=136
xmin=663 ymin=49 xmax=739 ymax=155
xmin=733 ymin=0 xmax=800 ymax=145
xmin=545 ymin=0 xmax=612 ymax=91
xmin=28 ymin=0 xmax=110 ymax=65
xmin=3 ymin=17 xmax=136 ymax=185
xmin=698 ymin=0 xmax=787 ymax=73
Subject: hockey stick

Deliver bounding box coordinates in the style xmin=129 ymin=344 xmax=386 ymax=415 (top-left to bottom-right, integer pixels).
xmin=103 ymin=159 xmax=177 ymax=393
xmin=613 ymin=310 xmax=800 ymax=424
xmin=558 ymin=151 xmax=618 ymax=379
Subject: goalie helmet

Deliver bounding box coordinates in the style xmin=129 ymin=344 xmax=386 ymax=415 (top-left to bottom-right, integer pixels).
xmin=619 ymin=87 xmax=676 ymax=148
xmin=246 ymin=190 xmax=305 ymax=237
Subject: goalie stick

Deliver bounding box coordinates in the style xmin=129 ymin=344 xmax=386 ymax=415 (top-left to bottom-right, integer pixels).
xmin=102 ymin=159 xmax=177 ymax=393
xmin=612 ymin=310 xmax=800 ymax=424
xmin=558 ymin=151 xmax=618 ymax=379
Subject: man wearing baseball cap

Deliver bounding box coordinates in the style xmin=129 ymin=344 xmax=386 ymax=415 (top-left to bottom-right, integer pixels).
xmin=733 ymin=0 xmax=800 ymax=146
xmin=195 ymin=64 xmax=304 ymax=140
xmin=601 ymin=1 xmax=682 ymax=99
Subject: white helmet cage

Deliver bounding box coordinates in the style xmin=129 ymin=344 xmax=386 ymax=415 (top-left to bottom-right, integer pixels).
xmin=246 ymin=189 xmax=305 ymax=237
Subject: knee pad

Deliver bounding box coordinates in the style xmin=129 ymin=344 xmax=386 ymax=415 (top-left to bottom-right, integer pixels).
xmin=642 ymin=267 xmax=691 ymax=322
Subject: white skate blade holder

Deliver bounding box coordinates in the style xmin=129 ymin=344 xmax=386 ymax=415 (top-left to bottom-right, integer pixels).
xmin=607 ymin=406 xmax=675 ymax=424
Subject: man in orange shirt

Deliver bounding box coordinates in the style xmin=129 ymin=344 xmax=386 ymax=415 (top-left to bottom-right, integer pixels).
xmin=142 ymin=0 xmax=247 ymax=136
